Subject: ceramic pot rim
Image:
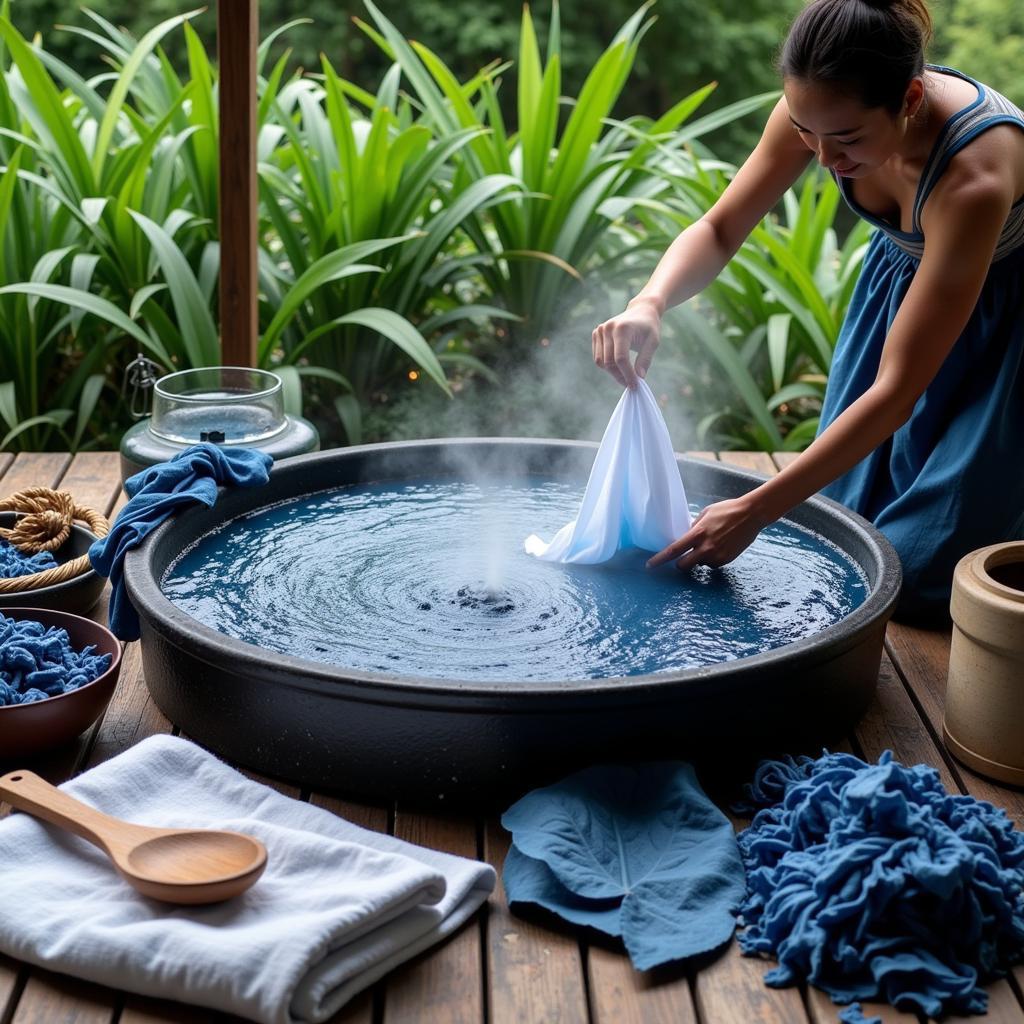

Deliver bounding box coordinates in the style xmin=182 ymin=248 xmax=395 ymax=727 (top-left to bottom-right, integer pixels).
xmin=973 ymin=542 xmax=1024 ymax=605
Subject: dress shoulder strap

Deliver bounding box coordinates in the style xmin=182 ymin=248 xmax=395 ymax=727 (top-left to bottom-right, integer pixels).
xmin=912 ymin=76 xmax=1024 ymax=233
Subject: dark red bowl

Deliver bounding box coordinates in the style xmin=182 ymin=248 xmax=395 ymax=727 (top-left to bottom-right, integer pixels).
xmin=0 ymin=608 xmax=122 ymax=762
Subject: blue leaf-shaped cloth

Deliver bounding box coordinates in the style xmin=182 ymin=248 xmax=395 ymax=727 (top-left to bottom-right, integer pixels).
xmin=501 ymin=762 xmax=746 ymax=970
xmin=89 ymin=443 xmax=272 ymax=640
xmin=737 ymin=750 xmax=1024 ymax=1019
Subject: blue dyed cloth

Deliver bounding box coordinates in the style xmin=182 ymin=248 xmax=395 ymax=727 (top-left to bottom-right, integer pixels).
xmin=0 ymin=538 xmax=57 ymax=579
xmin=501 ymin=763 xmax=746 ymax=970
xmin=89 ymin=444 xmax=272 ymax=641
xmin=736 ymin=751 xmax=1024 ymax=1019
xmin=0 ymin=612 xmax=111 ymax=705
xmin=819 ymin=68 xmax=1024 ymax=621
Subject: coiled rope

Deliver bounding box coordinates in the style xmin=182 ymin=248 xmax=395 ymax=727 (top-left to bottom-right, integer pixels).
xmin=0 ymin=488 xmax=110 ymax=593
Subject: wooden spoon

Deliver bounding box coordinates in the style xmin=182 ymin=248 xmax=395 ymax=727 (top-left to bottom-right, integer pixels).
xmin=0 ymin=769 xmax=268 ymax=904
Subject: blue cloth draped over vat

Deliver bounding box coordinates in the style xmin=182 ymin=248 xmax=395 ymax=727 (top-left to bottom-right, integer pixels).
xmin=89 ymin=444 xmax=272 ymax=640
xmin=818 ymin=66 xmax=1024 ymax=619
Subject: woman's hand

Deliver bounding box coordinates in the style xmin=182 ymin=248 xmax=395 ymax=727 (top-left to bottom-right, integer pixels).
xmin=592 ymin=298 xmax=662 ymax=388
xmin=646 ymin=496 xmax=766 ymax=571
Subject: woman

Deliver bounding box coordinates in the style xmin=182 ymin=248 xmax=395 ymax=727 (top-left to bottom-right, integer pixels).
xmin=593 ymin=0 xmax=1024 ymax=620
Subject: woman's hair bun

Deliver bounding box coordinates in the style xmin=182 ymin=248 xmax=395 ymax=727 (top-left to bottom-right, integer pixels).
xmin=780 ymin=0 xmax=932 ymax=113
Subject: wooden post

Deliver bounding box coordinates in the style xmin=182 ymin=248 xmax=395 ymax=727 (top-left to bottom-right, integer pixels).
xmin=217 ymin=0 xmax=258 ymax=367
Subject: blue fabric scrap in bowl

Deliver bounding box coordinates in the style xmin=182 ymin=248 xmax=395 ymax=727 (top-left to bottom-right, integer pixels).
xmin=89 ymin=443 xmax=272 ymax=641
xmin=0 ymin=538 xmax=58 ymax=579
xmin=501 ymin=762 xmax=746 ymax=970
xmin=736 ymin=750 xmax=1024 ymax=1019
xmin=0 ymin=613 xmax=111 ymax=705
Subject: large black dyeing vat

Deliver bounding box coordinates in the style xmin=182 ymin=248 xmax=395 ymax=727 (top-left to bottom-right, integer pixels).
xmin=125 ymin=439 xmax=901 ymax=807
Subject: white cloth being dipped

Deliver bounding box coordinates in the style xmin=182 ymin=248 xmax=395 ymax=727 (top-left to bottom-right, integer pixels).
xmin=0 ymin=734 xmax=495 ymax=1024
xmin=525 ymin=379 xmax=692 ymax=563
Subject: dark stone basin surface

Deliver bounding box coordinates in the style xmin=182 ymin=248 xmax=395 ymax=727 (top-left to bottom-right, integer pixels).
xmin=125 ymin=439 xmax=902 ymax=807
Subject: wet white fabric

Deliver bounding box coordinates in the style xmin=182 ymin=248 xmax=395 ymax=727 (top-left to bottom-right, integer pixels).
xmin=0 ymin=734 xmax=495 ymax=1024
xmin=525 ymin=380 xmax=691 ymax=563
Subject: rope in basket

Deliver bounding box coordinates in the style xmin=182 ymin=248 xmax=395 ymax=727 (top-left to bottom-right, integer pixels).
xmin=0 ymin=488 xmax=110 ymax=593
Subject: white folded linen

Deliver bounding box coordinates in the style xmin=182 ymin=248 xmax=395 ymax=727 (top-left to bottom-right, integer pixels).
xmin=0 ymin=734 xmax=495 ymax=1023
xmin=525 ymin=379 xmax=691 ymax=562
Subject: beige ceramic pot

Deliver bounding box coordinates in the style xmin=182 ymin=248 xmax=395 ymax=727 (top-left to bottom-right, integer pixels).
xmin=944 ymin=541 xmax=1024 ymax=785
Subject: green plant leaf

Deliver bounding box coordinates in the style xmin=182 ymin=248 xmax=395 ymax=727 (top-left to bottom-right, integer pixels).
xmin=1 ymin=410 xmax=72 ymax=449
xmin=0 ymin=282 xmax=170 ymax=364
xmin=334 ymin=392 xmax=362 ymax=444
xmin=71 ymin=373 xmax=105 ymax=449
xmin=128 ymin=209 xmax=219 ymax=367
xmin=258 ymin=237 xmax=409 ymax=361
xmin=92 ymin=8 xmax=204 ymax=180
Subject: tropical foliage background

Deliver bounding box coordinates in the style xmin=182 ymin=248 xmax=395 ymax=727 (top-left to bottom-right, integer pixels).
xmin=0 ymin=0 xmax=1019 ymax=453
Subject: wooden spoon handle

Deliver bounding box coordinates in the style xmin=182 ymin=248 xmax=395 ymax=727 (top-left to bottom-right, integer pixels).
xmin=0 ymin=769 xmax=138 ymax=856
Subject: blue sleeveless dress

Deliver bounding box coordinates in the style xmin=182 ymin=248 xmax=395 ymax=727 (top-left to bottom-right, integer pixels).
xmin=817 ymin=66 xmax=1024 ymax=621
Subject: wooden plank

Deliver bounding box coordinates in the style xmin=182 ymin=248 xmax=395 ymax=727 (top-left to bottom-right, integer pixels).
xmin=937 ymin=979 xmax=1024 ymax=1024
xmin=86 ymin=643 xmax=172 ymax=766
xmin=218 ymin=0 xmax=258 ymax=366
xmin=120 ymin=996 xmax=237 ymax=1023
xmin=484 ymin=820 xmax=589 ymax=1024
xmin=57 ymin=452 xmax=124 ymax=522
xmin=683 ymin=451 xmax=717 ymax=462
xmin=807 ymin=986 xmax=920 ymax=1023
xmin=692 ymin=937 xmax=809 ymax=1024
xmin=383 ymin=810 xmax=484 ymax=1024
xmin=717 ymin=451 xmax=775 ymax=476
xmin=857 ymin=653 xmax=959 ymax=790
xmin=10 ymin=967 xmax=115 ymax=1024
xmin=771 ymin=452 xmax=801 ymax=470
xmin=885 ymin=622 xmax=1024 ymax=830
xmin=0 ymin=450 xmax=14 ymax=480
xmin=587 ymin=946 xmax=697 ymax=1024
xmin=308 ymin=793 xmax=388 ymax=834
xmin=0 ymin=955 xmax=24 ymax=1021
xmin=0 ymin=452 xmax=71 ymax=498
xmin=692 ymin=803 xmax=810 ymax=1024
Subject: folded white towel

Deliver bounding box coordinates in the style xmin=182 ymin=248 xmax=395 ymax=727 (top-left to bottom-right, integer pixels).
xmin=525 ymin=379 xmax=691 ymax=562
xmin=0 ymin=735 xmax=495 ymax=1023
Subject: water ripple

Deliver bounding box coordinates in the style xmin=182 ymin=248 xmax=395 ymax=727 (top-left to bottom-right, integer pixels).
xmin=161 ymin=478 xmax=868 ymax=681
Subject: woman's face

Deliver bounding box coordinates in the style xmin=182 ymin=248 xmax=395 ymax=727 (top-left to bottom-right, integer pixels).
xmin=783 ymin=78 xmax=916 ymax=178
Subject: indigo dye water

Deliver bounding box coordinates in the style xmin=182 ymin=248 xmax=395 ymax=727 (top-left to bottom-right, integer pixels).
xmin=161 ymin=479 xmax=868 ymax=682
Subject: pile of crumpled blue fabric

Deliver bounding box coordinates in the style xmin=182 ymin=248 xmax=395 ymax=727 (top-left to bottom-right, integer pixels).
xmin=0 ymin=613 xmax=112 ymax=705
xmin=735 ymin=750 xmax=1024 ymax=1021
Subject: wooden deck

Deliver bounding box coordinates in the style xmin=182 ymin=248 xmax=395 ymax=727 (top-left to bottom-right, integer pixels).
xmin=0 ymin=449 xmax=1021 ymax=1024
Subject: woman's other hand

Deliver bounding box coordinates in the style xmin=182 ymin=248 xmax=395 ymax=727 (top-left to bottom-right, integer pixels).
xmin=592 ymin=297 xmax=662 ymax=388
xmin=646 ymin=496 xmax=766 ymax=571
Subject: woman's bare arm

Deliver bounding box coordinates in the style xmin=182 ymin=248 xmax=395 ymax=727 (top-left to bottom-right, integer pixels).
xmin=632 ymin=97 xmax=814 ymax=313
xmin=594 ymin=97 xmax=813 ymax=387
xmin=649 ymin=148 xmax=1017 ymax=570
